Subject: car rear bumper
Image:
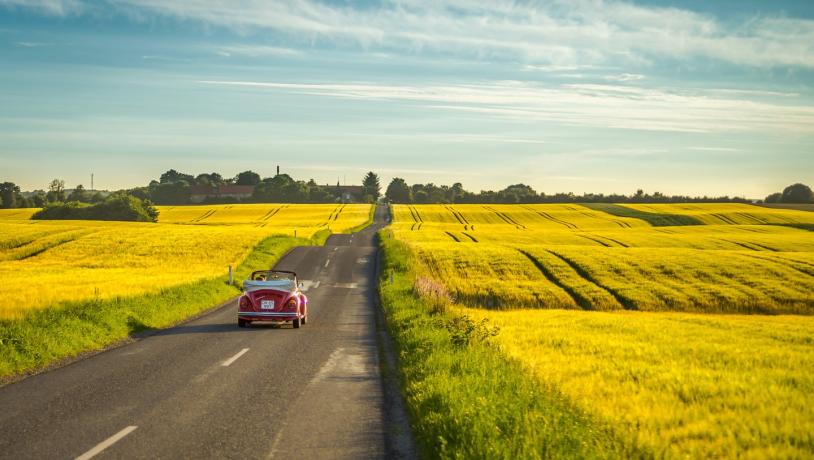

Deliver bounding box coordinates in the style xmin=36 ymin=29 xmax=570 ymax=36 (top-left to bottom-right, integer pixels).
xmin=238 ymin=311 xmax=299 ymax=321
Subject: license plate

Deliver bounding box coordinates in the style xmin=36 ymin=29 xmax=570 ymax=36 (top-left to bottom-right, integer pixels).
xmin=261 ymin=300 xmax=275 ymax=310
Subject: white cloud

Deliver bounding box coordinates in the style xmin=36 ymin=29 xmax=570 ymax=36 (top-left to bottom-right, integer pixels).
xmin=100 ymin=0 xmax=814 ymax=69
xmin=0 ymin=0 xmax=82 ymax=16
xmin=199 ymin=79 xmax=814 ymax=134
xmin=688 ymin=146 xmax=741 ymax=152
xmin=16 ymin=41 xmax=53 ymax=47
xmin=603 ymin=73 xmax=644 ymax=82
xmin=216 ymin=45 xmax=301 ymax=58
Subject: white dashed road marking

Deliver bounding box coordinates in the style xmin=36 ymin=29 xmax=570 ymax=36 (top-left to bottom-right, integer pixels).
xmin=222 ymin=348 xmax=250 ymax=367
xmin=75 ymin=426 xmax=137 ymax=460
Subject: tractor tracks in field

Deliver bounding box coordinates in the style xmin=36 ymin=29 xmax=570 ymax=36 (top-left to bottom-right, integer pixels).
xmin=740 ymin=253 xmax=814 ymax=279
xmin=444 ymin=231 xmax=478 ymax=243
xmin=192 ymin=209 xmax=217 ymax=223
xmin=408 ymin=206 xmax=423 ymax=231
xmin=576 ymin=234 xmax=630 ymax=248
xmin=484 ymin=206 xmax=526 ymax=230
xmin=721 ymin=239 xmax=778 ymax=252
xmin=521 ymin=206 xmax=577 ymax=230
xmin=518 ymin=249 xmax=595 ymax=310
xmin=2 ymin=229 xmax=92 ymax=261
xmin=444 ymin=205 xmax=475 ymax=231
xmin=256 ymin=205 xmax=291 ymax=228
xmin=519 ymin=248 xmax=633 ymax=311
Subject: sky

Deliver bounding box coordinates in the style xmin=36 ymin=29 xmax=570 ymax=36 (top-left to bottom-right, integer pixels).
xmin=1 ymin=0 xmax=813 ymax=198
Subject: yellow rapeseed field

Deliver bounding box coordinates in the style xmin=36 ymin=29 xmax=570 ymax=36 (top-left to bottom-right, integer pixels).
xmin=393 ymin=203 xmax=814 ymax=457
xmin=625 ymin=202 xmax=814 ymax=226
xmin=0 ymin=204 xmax=371 ymax=318
xmin=460 ymin=307 xmax=814 ymax=459
xmin=394 ymin=204 xmax=814 ymax=313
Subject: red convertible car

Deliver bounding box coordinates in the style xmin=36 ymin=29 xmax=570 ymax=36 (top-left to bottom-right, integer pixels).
xmin=238 ymin=270 xmax=308 ymax=328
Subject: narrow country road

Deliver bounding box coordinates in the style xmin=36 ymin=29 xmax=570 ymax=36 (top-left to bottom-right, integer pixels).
xmin=0 ymin=205 xmax=404 ymax=459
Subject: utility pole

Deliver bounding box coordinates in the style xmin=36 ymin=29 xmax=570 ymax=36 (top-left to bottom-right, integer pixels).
xmin=91 ymin=173 xmax=94 ymax=192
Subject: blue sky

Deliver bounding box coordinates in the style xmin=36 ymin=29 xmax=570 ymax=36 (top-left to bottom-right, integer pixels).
xmin=1 ymin=0 xmax=812 ymax=197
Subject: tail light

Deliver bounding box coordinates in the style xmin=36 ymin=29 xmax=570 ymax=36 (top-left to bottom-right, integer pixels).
xmin=239 ymin=296 xmax=250 ymax=308
xmin=286 ymin=298 xmax=298 ymax=310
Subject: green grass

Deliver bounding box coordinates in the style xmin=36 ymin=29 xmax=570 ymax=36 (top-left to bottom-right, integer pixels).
xmin=582 ymin=203 xmax=704 ymax=226
xmin=378 ymin=230 xmax=651 ymax=459
xmin=0 ymin=234 xmax=311 ymax=380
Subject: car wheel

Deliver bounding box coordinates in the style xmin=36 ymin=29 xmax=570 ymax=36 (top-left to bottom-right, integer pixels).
xmin=301 ymin=313 xmax=307 ymax=325
xmin=292 ymin=317 xmax=301 ymax=329
xmin=238 ymin=319 xmax=247 ymax=328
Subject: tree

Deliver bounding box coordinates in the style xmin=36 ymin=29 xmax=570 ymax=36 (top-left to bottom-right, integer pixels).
xmin=362 ymin=171 xmax=381 ymax=200
xmin=159 ymin=169 xmax=194 ymax=184
xmin=235 ymin=170 xmax=261 ymax=186
xmin=449 ymin=182 xmax=464 ymax=202
xmin=0 ymin=182 xmax=20 ymax=208
xmin=499 ymin=184 xmax=537 ymax=203
xmin=385 ymin=177 xmax=412 ymax=203
xmin=46 ymin=179 xmax=66 ymax=203
xmin=150 ymin=181 xmax=191 ymax=205
xmin=68 ymin=184 xmax=89 ymax=202
xmin=32 ymin=192 xmax=47 ymax=207
xmin=781 ymin=183 xmax=814 ymax=203
xmin=413 ymin=190 xmax=429 ymax=204
xmin=764 ymin=192 xmax=782 ymax=203
xmin=195 ymin=172 xmax=224 ymax=186
xmin=252 ymin=174 xmax=309 ymax=202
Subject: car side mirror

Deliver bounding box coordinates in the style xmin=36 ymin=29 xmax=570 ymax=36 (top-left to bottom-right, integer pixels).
xmin=299 ymin=282 xmax=304 ymax=289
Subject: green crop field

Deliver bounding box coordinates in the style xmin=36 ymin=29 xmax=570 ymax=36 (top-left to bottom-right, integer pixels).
xmin=382 ymin=203 xmax=814 ymax=458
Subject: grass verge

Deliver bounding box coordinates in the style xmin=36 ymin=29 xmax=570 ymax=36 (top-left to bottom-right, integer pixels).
xmin=582 ymin=203 xmax=703 ymax=226
xmin=0 ymin=233 xmax=314 ymax=381
xmin=378 ymin=229 xmax=650 ymax=459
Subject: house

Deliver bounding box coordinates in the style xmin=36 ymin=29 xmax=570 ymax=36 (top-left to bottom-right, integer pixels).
xmin=189 ymin=185 xmax=255 ymax=203
xmin=333 ymin=185 xmax=365 ymax=203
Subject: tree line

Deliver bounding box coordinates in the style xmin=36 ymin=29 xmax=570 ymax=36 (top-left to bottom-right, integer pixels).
xmin=0 ymin=180 xmax=107 ymax=209
xmin=383 ymin=179 xmax=813 ymax=204
xmin=126 ymin=170 xmax=382 ymax=205
xmin=2 ymin=173 xmax=812 ymax=208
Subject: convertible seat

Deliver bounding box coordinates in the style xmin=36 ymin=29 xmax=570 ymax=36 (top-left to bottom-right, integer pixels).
xmin=243 ymin=279 xmax=295 ymax=293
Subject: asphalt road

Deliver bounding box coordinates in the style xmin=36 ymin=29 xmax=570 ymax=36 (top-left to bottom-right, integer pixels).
xmin=0 ymin=205 xmax=407 ymax=459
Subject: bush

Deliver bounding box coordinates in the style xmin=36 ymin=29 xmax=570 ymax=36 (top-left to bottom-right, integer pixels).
xmin=31 ymin=193 xmax=159 ymax=222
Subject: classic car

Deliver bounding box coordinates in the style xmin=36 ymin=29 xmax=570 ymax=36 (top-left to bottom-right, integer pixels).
xmin=237 ymin=270 xmax=308 ymax=328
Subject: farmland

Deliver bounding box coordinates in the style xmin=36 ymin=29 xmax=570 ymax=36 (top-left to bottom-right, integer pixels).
xmin=392 ymin=204 xmax=814 ymax=314
xmin=383 ymin=203 xmax=814 ymax=457
xmin=0 ymin=204 xmax=371 ymax=377
xmin=0 ymin=203 xmax=371 ymax=319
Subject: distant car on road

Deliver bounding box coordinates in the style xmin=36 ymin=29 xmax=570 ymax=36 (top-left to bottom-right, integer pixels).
xmin=238 ymin=270 xmax=308 ymax=328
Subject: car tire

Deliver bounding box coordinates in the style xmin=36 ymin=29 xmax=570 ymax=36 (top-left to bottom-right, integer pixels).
xmin=292 ymin=317 xmax=301 ymax=329
xmin=302 ymin=314 xmax=307 ymax=325
xmin=238 ymin=319 xmax=248 ymax=328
